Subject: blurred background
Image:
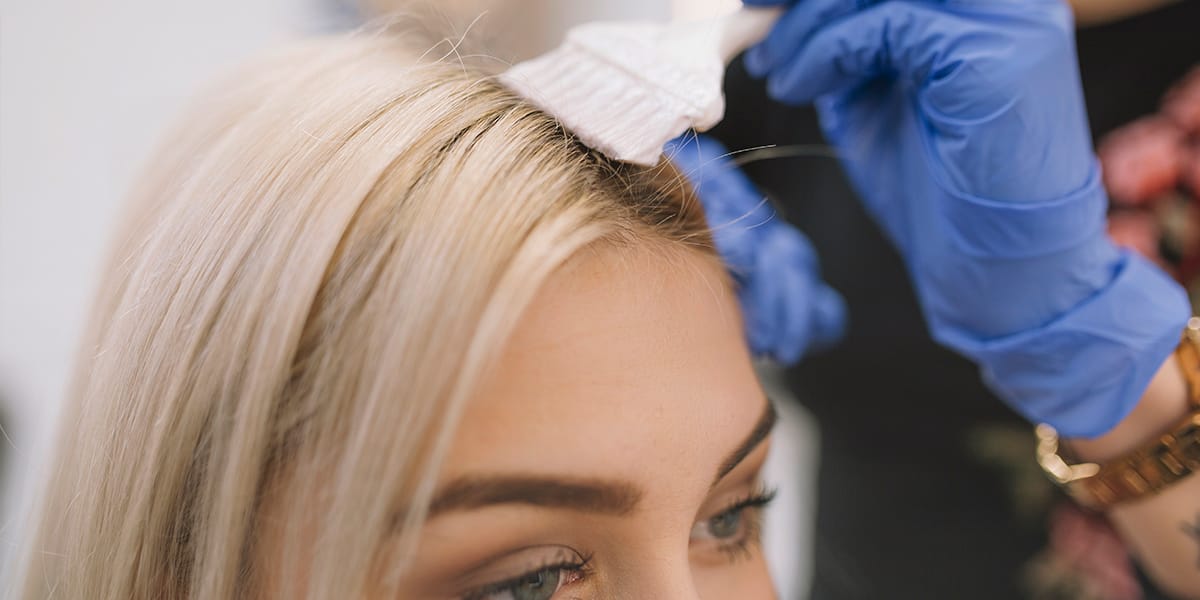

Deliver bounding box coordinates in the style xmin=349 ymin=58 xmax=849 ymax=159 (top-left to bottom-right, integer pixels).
xmin=0 ymin=0 xmax=818 ymax=595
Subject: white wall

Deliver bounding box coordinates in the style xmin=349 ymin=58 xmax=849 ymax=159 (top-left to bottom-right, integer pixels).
xmin=0 ymin=0 xmax=321 ymax=566
xmin=0 ymin=1 xmax=811 ymax=596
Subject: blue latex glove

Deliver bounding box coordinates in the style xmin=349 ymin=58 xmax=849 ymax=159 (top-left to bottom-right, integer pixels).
xmin=667 ymin=134 xmax=847 ymax=365
xmin=742 ymin=0 xmax=1189 ymax=436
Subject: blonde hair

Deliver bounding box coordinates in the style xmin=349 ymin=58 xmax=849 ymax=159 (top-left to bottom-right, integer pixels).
xmin=18 ymin=32 xmax=714 ymax=599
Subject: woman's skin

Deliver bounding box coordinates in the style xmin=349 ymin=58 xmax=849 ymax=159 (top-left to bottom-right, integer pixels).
xmin=1071 ymin=359 xmax=1200 ymax=596
xmin=402 ymin=243 xmax=778 ymax=599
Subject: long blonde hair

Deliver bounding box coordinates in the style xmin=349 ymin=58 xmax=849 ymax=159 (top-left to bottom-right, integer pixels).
xmin=18 ymin=32 xmax=714 ymax=599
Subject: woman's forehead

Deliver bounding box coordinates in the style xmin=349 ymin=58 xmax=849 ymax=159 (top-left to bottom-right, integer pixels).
xmin=441 ymin=244 xmax=763 ymax=501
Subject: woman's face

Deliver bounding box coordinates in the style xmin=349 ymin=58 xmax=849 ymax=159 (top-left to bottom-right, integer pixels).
xmin=403 ymin=244 xmax=776 ymax=599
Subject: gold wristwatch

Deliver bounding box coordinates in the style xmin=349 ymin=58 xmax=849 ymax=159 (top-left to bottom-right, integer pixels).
xmin=1035 ymin=317 xmax=1200 ymax=511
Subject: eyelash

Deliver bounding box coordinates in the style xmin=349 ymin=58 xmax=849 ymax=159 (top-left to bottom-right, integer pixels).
xmin=710 ymin=485 xmax=779 ymax=562
xmin=459 ymin=487 xmax=777 ymax=598
xmin=462 ymin=553 xmax=594 ymax=600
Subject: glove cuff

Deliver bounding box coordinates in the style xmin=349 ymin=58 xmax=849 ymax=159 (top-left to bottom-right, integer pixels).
xmin=957 ymin=251 xmax=1190 ymax=438
xmin=936 ymin=160 xmax=1109 ymax=259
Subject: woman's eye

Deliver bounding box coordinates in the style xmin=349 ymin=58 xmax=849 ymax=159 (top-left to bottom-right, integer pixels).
xmin=697 ymin=505 xmax=752 ymax=543
xmin=465 ymin=564 xmax=583 ymax=600
xmin=691 ymin=487 xmax=777 ymax=560
xmin=706 ymin=508 xmax=745 ymax=540
xmin=485 ymin=568 xmax=561 ymax=600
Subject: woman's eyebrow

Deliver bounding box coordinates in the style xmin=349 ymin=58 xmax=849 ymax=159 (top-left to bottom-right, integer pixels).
xmin=713 ymin=398 xmax=776 ymax=485
xmin=428 ymin=475 xmax=643 ymax=516
xmin=426 ymin=398 xmax=774 ymax=518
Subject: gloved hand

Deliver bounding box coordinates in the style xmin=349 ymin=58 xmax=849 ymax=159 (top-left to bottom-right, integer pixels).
xmin=667 ymin=134 xmax=846 ymax=365
xmin=741 ymin=0 xmax=1189 ymax=436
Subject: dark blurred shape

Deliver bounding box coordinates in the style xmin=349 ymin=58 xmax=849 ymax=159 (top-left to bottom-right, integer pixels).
xmin=1077 ymin=1 xmax=1200 ymax=140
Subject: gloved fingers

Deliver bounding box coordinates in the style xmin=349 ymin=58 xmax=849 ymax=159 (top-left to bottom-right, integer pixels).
xmin=741 ymin=244 xmax=812 ymax=364
xmin=770 ymin=259 xmax=851 ymax=363
xmin=768 ymin=213 xmax=822 ymax=274
xmin=763 ymin=2 xmax=1032 ymax=106
xmin=666 ymin=134 xmax=779 ymax=273
xmin=772 ymin=225 xmax=847 ymax=351
xmin=666 ymin=132 xmax=845 ymax=362
xmin=810 ymin=282 xmax=848 ymax=349
xmin=813 ymin=84 xmax=922 ymax=251
xmin=744 ymin=0 xmax=868 ymax=79
xmin=761 ymin=2 xmax=958 ymax=104
xmin=712 ymin=224 xmax=760 ymax=276
xmin=773 ymin=263 xmax=814 ymax=365
xmin=763 ymin=1 xmax=1075 ymax=108
xmin=757 ymin=223 xmax=846 ymax=363
xmin=666 ymin=134 xmax=764 ymax=216
xmin=663 ymin=131 xmax=722 ymax=184
xmin=738 ymin=269 xmax=778 ymax=358
xmin=753 ymin=250 xmax=848 ymax=364
xmin=712 ymin=203 xmax=786 ymax=296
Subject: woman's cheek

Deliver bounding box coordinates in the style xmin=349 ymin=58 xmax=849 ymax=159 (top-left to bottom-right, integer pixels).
xmin=690 ymin=548 xmax=776 ymax=600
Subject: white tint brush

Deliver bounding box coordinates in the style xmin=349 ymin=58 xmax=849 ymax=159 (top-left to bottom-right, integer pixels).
xmin=500 ymin=7 xmax=783 ymax=166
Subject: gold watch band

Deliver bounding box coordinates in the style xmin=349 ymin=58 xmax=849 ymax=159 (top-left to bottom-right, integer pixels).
xmin=1036 ymin=318 xmax=1200 ymax=511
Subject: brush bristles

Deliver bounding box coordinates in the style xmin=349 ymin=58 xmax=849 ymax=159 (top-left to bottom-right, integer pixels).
xmin=500 ymin=22 xmax=726 ymax=166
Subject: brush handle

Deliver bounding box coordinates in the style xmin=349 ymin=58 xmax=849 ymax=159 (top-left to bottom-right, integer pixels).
xmin=716 ymin=6 xmax=784 ymax=64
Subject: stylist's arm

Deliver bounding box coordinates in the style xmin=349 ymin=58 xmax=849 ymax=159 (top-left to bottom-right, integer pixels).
xmin=745 ymin=0 xmax=1199 ymax=595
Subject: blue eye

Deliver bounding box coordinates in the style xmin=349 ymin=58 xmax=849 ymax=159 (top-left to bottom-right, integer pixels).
xmin=691 ymin=486 xmax=778 ymax=561
xmin=480 ymin=568 xmax=562 ymax=600
xmin=464 ymin=559 xmax=589 ymax=600
xmin=707 ymin=507 xmax=745 ymax=540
